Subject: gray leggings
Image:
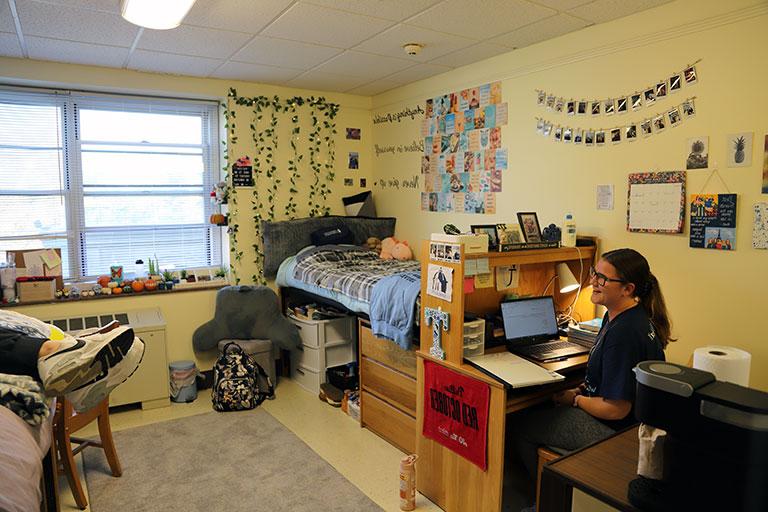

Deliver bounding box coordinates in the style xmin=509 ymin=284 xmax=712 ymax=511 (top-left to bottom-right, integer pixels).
xmin=509 ymin=405 xmax=616 ymax=484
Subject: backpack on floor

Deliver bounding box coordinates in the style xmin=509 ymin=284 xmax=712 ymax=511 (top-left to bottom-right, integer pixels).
xmin=212 ymin=342 xmax=274 ymax=412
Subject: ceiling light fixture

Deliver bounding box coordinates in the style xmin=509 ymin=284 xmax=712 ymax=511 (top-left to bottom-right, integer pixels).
xmin=403 ymin=43 xmax=423 ymax=56
xmin=120 ymin=0 xmax=197 ymax=30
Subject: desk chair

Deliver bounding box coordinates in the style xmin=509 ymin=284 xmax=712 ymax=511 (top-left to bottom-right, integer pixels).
xmin=53 ymin=397 xmax=122 ymax=510
xmin=536 ymin=446 xmax=565 ymax=512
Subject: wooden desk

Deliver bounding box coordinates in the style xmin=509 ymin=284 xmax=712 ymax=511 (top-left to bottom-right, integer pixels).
xmin=540 ymin=426 xmax=641 ymax=512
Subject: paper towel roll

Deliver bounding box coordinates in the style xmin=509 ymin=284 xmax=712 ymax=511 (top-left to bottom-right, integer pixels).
xmin=693 ymin=345 xmax=751 ymax=386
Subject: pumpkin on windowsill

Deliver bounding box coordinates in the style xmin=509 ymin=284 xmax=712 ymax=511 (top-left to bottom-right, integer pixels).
xmin=144 ymin=279 xmax=158 ymax=291
xmin=131 ymin=280 xmax=145 ymax=293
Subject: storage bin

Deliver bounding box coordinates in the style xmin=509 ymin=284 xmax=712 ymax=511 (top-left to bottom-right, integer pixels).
xmin=463 ymin=319 xmax=485 ymax=358
xmin=169 ymin=360 xmax=198 ymax=403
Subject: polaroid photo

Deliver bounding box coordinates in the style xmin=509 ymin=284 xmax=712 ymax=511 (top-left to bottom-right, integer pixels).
xmin=536 ymin=118 xmax=545 ymax=134
xmin=577 ymin=101 xmax=587 ymax=115
xmin=563 ymin=127 xmax=573 ymax=143
xmin=554 ymin=126 xmax=563 ymax=141
xmin=669 ymin=73 xmax=682 ymax=92
xmin=360 ymin=178 xmax=367 ymax=187
xmin=585 ymin=130 xmax=595 ymax=146
xmin=653 ymin=114 xmax=667 ymax=132
xmin=631 ymin=93 xmax=642 ymax=111
xmin=610 ymin=128 xmax=622 ymax=144
xmin=566 ymin=100 xmax=575 ymax=115
xmin=543 ymin=122 xmax=553 ymax=137
xmin=604 ymin=99 xmax=615 ymax=116
xmin=668 ymin=108 xmax=682 ymax=127
xmin=537 ymin=91 xmax=546 ymax=106
xmin=348 ymin=152 xmax=359 ymax=169
xmin=591 ymin=101 xmax=601 ymax=115
xmin=546 ymin=95 xmax=556 ymax=110
xmin=644 ymin=88 xmax=656 ymax=105
xmin=625 ymin=124 xmax=638 ymax=141
xmin=596 ymin=130 xmax=606 ymax=146
xmin=574 ymin=130 xmax=583 ymax=144
xmin=641 ymin=120 xmax=652 ymax=137
xmin=554 ymin=97 xmax=565 ymax=113
xmin=656 ymin=81 xmax=667 ymax=99
xmin=681 ymin=99 xmax=696 ymax=118
xmin=684 ymin=65 xmax=697 ymax=85
xmin=344 ymin=178 xmax=353 ymax=186
xmin=616 ymin=97 xmax=628 ymax=114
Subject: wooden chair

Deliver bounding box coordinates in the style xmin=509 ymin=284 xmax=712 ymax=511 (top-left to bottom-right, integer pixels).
xmin=536 ymin=446 xmax=562 ymax=512
xmin=52 ymin=397 xmax=122 ymax=510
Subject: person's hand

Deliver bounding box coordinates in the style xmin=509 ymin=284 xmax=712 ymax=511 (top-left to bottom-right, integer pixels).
xmin=553 ymin=388 xmax=578 ymax=407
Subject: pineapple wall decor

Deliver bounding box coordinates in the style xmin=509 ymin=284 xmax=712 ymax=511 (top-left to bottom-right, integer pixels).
xmin=726 ymin=132 xmax=753 ymax=167
xmin=536 ymin=60 xmax=700 ymax=116
xmin=536 ymin=97 xmax=697 ymax=146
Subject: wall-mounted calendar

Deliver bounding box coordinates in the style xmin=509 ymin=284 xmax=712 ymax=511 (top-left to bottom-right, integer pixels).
xmin=627 ymin=171 xmax=686 ymax=233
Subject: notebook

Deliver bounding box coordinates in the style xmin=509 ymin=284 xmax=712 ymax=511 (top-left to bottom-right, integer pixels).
xmin=464 ymin=351 xmax=564 ymax=388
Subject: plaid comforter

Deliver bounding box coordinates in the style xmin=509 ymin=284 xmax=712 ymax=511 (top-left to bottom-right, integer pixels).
xmin=293 ymin=246 xmax=420 ymax=303
xmin=0 ymin=373 xmax=50 ymax=426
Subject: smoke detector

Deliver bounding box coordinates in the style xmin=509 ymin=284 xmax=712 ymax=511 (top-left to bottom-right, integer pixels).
xmin=403 ymin=43 xmax=423 ymax=56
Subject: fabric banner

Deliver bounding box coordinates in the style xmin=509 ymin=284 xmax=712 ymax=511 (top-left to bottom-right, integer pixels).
xmin=423 ymin=360 xmax=490 ymax=470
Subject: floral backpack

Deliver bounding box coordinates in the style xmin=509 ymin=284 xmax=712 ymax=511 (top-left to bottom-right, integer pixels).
xmin=212 ymin=342 xmax=274 ymax=412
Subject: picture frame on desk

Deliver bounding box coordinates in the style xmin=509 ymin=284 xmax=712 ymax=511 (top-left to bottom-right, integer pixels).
xmin=495 ymin=223 xmax=523 ymax=245
xmin=470 ymin=224 xmax=499 ymax=251
xmin=517 ymin=212 xmax=543 ymax=243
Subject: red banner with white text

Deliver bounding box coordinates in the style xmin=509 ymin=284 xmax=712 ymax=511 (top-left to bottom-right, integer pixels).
xmin=422 ymin=360 xmax=490 ymax=470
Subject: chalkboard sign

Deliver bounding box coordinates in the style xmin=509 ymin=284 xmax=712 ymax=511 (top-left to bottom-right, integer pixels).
xmin=231 ymin=164 xmax=253 ymax=187
xmin=689 ymin=193 xmax=737 ymax=250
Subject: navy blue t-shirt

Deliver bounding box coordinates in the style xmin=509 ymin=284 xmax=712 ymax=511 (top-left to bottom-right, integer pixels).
xmin=584 ymin=305 xmax=665 ymax=429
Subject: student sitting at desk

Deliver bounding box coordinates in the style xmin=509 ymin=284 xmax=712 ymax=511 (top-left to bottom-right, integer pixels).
xmin=511 ymin=248 xmax=674 ymax=508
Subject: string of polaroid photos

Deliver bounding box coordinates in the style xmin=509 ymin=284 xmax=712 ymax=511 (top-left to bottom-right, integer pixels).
xmin=535 ymin=59 xmax=701 ymax=117
xmin=535 ymin=97 xmax=697 ymax=145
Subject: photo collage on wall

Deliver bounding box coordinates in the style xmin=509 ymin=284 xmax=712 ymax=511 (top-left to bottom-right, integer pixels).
xmin=420 ymin=81 xmax=509 ymax=214
xmin=689 ymin=193 xmax=737 ymax=250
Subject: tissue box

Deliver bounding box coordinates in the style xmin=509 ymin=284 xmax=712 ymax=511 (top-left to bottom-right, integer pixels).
xmin=430 ymin=233 xmax=489 ymax=254
xmin=17 ymin=279 xmax=56 ymax=302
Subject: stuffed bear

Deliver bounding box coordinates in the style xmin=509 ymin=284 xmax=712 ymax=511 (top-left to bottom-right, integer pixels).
xmin=380 ymin=237 xmax=413 ymax=260
xmin=365 ymin=237 xmax=382 ymax=253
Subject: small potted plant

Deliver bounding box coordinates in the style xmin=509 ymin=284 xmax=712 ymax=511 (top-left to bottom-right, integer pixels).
xmin=214 ymin=267 xmax=228 ymax=281
xmin=179 ymin=269 xmax=188 ymax=284
xmin=162 ymin=270 xmax=174 ymax=290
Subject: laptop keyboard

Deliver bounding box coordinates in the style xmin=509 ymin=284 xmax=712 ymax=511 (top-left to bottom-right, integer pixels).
xmin=522 ymin=341 xmax=581 ymax=356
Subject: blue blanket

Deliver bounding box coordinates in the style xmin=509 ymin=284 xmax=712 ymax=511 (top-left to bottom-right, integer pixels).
xmin=369 ymin=271 xmax=421 ymax=350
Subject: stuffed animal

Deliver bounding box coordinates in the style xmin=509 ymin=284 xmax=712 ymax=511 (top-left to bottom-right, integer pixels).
xmin=380 ymin=237 xmax=413 ymax=260
xmin=365 ymin=237 xmax=382 ymax=253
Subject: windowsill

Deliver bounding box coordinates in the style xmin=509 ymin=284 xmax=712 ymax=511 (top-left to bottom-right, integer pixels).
xmin=0 ymin=281 xmax=227 ymax=308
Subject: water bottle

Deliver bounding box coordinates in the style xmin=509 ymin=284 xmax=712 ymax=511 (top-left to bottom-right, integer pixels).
xmin=562 ymin=214 xmax=577 ymax=247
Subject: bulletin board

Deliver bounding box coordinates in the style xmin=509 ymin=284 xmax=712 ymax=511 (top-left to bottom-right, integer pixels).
xmin=627 ymin=171 xmax=686 ymax=233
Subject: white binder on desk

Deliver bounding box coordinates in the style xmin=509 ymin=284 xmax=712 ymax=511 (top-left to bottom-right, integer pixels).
xmin=465 ymin=351 xmax=564 ymax=388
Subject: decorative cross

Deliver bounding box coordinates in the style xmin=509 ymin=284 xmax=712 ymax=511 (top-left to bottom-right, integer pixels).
xmin=425 ymin=307 xmax=450 ymax=360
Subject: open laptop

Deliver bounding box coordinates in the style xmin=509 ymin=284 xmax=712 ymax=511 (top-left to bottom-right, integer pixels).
xmin=501 ymin=296 xmax=590 ymax=361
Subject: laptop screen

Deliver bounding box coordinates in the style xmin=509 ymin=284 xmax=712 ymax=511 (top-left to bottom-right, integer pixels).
xmin=501 ymin=297 xmax=558 ymax=342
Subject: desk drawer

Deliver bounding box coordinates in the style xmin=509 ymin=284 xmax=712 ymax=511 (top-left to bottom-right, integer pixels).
xmin=361 ymin=390 xmax=415 ymax=454
xmin=362 ymin=357 xmax=416 ymax=415
xmin=359 ymin=322 xmax=416 ymax=378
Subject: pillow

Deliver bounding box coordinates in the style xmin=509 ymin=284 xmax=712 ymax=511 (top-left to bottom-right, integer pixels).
xmin=342 ymin=191 xmax=376 ymax=217
xmin=309 ymin=224 xmax=354 ymax=246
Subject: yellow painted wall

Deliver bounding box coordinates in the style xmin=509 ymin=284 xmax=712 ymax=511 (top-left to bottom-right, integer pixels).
xmin=371 ymin=0 xmax=768 ymax=391
xmin=0 ymin=58 xmax=373 ymax=369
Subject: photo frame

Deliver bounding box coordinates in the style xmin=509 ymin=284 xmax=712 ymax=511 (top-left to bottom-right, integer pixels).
xmin=495 ymin=223 xmax=523 ymax=245
xmin=517 ymin=212 xmax=542 ymax=243
xmin=471 ymin=224 xmax=499 ymax=250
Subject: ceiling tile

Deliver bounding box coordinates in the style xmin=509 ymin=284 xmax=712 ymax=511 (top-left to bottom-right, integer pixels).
xmin=306 ymin=0 xmax=442 ymax=21
xmin=491 ymin=13 xmax=589 ymax=49
xmin=210 ymin=61 xmax=304 ymax=83
xmin=127 ymin=49 xmax=223 ymax=76
xmin=312 ymin=50 xmax=414 ymax=79
xmin=262 ymin=2 xmax=394 ymax=48
xmin=40 ymin=0 xmax=122 ymax=13
xmin=354 ymin=24 xmax=476 ymax=63
xmin=406 ymin=0 xmax=556 ymax=39
xmin=26 ymin=36 xmax=129 ymax=67
xmin=531 ymin=0 xmax=594 ymax=10
xmin=568 ymin=0 xmax=673 ymax=24
xmin=347 ymin=79 xmax=404 ymax=96
xmin=0 ymin=33 xmax=23 ymax=58
xmin=1 ymin=1 xmax=16 ymax=32
xmin=428 ymin=42 xmax=510 ymax=68
xmin=137 ymin=24 xmax=252 ymax=59
xmin=15 ymin=0 xmax=139 ymax=47
xmin=184 ymin=0 xmax=294 ymax=33
xmin=231 ymin=36 xmax=342 ymax=70
xmin=383 ymin=63 xmax=451 ymax=85
xmin=285 ymin=70 xmax=371 ymax=92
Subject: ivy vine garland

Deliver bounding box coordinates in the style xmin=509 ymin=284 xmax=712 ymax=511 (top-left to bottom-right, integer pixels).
xmin=224 ymin=88 xmax=340 ymax=283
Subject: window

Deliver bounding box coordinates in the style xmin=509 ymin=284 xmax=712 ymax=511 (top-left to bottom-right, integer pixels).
xmin=0 ymin=88 xmax=222 ymax=280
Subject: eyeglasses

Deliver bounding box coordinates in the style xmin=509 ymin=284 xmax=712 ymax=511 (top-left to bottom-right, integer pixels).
xmin=589 ymin=266 xmax=626 ymax=287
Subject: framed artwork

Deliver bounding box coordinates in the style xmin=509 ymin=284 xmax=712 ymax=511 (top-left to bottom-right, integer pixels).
xmin=517 ymin=212 xmax=542 ymax=242
xmin=470 ymin=224 xmax=499 ymax=250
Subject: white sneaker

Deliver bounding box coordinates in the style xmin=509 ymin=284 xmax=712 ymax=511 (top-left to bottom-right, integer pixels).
xmin=37 ymin=326 xmax=143 ymax=399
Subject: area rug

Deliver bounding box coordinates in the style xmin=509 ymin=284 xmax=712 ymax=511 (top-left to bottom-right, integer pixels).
xmin=82 ymin=409 xmax=383 ymax=511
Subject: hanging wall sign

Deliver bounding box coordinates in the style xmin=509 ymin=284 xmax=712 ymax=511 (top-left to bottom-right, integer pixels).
xmin=535 ymin=61 xmax=700 ymax=116
xmin=231 ymin=156 xmax=254 ymax=187
xmin=690 ymin=193 xmax=737 ymax=250
xmin=423 ymin=360 xmax=490 ymax=471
